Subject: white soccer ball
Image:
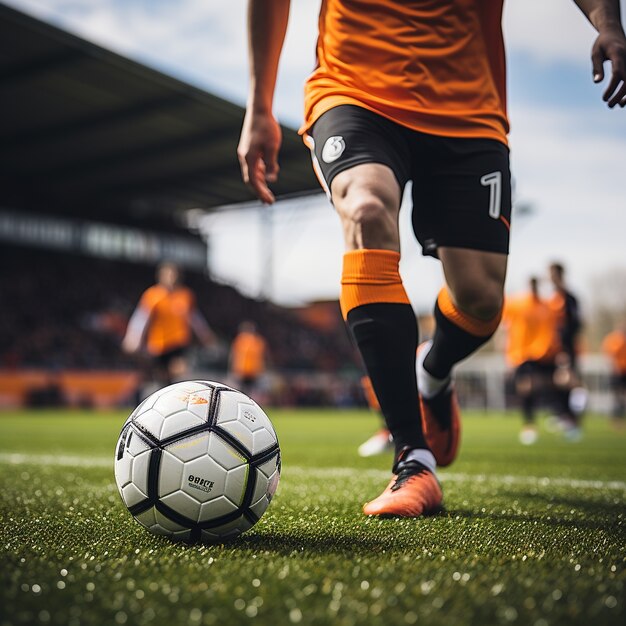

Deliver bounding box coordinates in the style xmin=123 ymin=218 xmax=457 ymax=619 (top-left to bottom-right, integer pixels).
xmin=114 ymin=380 xmax=280 ymax=542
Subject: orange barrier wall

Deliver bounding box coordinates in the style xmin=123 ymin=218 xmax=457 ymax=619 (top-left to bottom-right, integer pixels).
xmin=0 ymin=370 xmax=140 ymax=409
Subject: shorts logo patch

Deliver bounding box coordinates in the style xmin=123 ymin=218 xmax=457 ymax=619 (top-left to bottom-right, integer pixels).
xmin=322 ymin=136 xmax=346 ymax=163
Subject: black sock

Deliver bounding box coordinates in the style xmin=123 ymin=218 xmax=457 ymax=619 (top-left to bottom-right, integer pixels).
xmin=347 ymin=303 xmax=427 ymax=452
xmin=522 ymin=394 xmax=534 ymax=423
xmin=424 ymin=299 xmax=498 ymax=380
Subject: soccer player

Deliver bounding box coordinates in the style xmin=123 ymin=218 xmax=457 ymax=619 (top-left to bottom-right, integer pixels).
xmin=237 ymin=1 xmax=626 ymax=517
xmin=228 ymin=321 xmax=269 ymax=399
xmin=122 ymin=262 xmax=216 ymax=390
xmin=501 ymin=278 xmax=562 ymax=444
xmin=548 ymin=262 xmax=587 ymax=437
xmin=602 ymin=321 xmax=626 ymax=426
xmin=548 ymin=263 xmax=583 ymax=370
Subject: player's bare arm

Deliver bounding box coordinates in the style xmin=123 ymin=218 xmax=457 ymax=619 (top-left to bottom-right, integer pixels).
xmin=190 ymin=309 xmax=217 ymax=348
xmin=122 ymin=306 xmax=150 ymax=353
xmin=237 ymin=0 xmax=291 ymax=203
xmin=574 ymin=0 xmax=626 ymax=107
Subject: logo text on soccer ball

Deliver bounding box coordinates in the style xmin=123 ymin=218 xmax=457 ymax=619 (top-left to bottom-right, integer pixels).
xmin=187 ymin=474 xmax=215 ymax=493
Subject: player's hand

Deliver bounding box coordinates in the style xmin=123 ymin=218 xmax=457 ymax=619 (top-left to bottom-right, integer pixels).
xmin=202 ymin=334 xmax=217 ymax=350
xmin=122 ymin=336 xmax=140 ymax=354
xmin=591 ymin=28 xmax=626 ymax=107
xmin=237 ymin=110 xmax=282 ymax=204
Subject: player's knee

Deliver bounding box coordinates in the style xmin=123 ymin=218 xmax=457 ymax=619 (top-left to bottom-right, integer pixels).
xmin=337 ymin=194 xmax=397 ymax=249
xmin=347 ymin=197 xmax=390 ymax=231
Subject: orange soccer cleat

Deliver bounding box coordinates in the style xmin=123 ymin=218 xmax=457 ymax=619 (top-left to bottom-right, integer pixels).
xmin=363 ymin=459 xmax=443 ymax=517
xmin=419 ymin=387 xmax=461 ymax=467
xmin=416 ymin=343 xmax=461 ymax=467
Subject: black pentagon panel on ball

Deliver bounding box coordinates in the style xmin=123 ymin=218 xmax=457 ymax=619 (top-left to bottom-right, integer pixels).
xmin=127 ymin=498 xmax=153 ymax=517
xmin=116 ymin=422 xmax=132 ymax=461
xmin=154 ymin=499 xmax=198 ymax=530
xmin=211 ymin=425 xmax=253 ymax=462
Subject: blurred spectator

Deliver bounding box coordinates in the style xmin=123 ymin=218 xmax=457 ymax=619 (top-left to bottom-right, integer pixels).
xmin=602 ymin=321 xmax=626 ymax=427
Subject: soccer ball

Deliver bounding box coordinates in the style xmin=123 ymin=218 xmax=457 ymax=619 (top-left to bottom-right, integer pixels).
xmin=114 ymin=380 xmax=280 ymax=542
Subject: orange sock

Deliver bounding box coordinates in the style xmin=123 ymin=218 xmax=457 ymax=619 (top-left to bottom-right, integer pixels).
xmin=340 ymin=249 xmax=410 ymax=319
xmin=436 ymin=287 xmax=502 ymax=337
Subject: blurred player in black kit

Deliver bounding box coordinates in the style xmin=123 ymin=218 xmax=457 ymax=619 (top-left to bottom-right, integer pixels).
xmin=548 ymin=262 xmax=586 ymax=440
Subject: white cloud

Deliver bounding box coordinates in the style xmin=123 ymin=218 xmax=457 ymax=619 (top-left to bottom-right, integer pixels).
xmin=504 ymin=0 xmax=601 ymax=64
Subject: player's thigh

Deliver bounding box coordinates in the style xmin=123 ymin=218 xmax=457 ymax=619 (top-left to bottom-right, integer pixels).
xmin=412 ymin=136 xmax=511 ymax=259
xmin=308 ymin=105 xmax=410 ymax=250
xmin=413 ymin=136 xmax=510 ymax=316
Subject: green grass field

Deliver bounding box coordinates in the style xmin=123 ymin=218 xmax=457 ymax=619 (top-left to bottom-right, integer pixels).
xmin=1 ymin=409 xmax=624 ymax=626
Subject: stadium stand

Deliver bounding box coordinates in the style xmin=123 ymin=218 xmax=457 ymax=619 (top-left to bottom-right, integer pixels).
xmin=0 ymin=5 xmax=362 ymax=408
xmin=0 ymin=3 xmax=318 ymax=225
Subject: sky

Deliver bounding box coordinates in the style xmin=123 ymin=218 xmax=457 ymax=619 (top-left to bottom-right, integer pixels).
xmin=6 ymin=0 xmax=626 ymax=312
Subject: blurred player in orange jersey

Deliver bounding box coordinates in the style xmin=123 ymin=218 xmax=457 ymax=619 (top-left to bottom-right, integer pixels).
xmin=602 ymin=321 xmax=626 ymax=426
xmin=228 ymin=321 xmax=268 ymax=399
xmin=238 ymin=0 xmax=626 ymax=517
xmin=122 ymin=262 xmax=217 ymax=390
xmin=501 ymin=278 xmax=562 ymax=444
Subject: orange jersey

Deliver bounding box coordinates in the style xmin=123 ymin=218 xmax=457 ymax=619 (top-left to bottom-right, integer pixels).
xmin=602 ymin=331 xmax=626 ymax=374
xmin=502 ymin=294 xmax=561 ymax=367
xmin=548 ymin=292 xmax=565 ymax=314
xmin=230 ymin=332 xmax=267 ymax=378
xmin=301 ymin=0 xmax=508 ymax=143
xmin=139 ymin=285 xmax=195 ymax=356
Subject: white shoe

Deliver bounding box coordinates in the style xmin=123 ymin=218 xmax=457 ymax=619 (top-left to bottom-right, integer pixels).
xmin=358 ymin=429 xmax=393 ymax=457
xmin=563 ymin=423 xmax=583 ymax=442
xmin=569 ymin=387 xmax=588 ymax=415
xmin=519 ymin=426 xmax=538 ymax=445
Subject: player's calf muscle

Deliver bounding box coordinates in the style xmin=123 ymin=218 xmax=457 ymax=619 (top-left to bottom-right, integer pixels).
xmin=441 ymin=250 xmax=507 ymax=320
xmin=452 ymin=280 xmax=504 ymax=321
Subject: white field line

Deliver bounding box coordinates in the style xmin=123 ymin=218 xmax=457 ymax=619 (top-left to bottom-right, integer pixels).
xmin=1 ymin=452 xmax=625 ymax=492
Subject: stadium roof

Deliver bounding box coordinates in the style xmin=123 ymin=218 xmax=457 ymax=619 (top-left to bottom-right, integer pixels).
xmin=0 ymin=3 xmax=319 ymax=228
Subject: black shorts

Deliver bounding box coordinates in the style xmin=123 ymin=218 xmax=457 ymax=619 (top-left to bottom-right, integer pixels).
xmin=154 ymin=346 xmax=188 ymax=369
xmin=309 ymin=105 xmax=512 ymax=258
xmin=611 ymin=372 xmax=626 ymax=390
xmin=514 ymin=360 xmax=556 ymax=381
